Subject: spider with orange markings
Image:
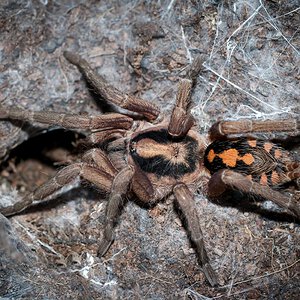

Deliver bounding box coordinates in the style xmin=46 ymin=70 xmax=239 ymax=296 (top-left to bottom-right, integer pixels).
xmin=0 ymin=51 xmax=299 ymax=286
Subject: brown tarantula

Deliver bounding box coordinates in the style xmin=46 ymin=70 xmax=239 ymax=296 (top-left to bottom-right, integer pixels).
xmin=0 ymin=51 xmax=299 ymax=286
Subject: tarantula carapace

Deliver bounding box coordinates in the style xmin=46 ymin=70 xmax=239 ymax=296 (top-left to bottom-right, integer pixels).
xmin=0 ymin=51 xmax=299 ymax=286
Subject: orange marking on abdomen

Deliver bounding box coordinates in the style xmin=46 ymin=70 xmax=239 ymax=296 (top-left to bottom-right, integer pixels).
xmin=263 ymin=142 xmax=273 ymax=153
xmin=216 ymin=149 xmax=254 ymax=168
xmin=274 ymin=149 xmax=282 ymax=159
xmin=260 ymin=173 xmax=268 ymax=185
xmin=241 ymin=153 xmax=255 ymax=165
xmin=218 ymin=148 xmax=239 ymax=167
xmin=207 ymin=149 xmax=216 ymax=163
xmin=247 ymin=140 xmax=257 ymax=147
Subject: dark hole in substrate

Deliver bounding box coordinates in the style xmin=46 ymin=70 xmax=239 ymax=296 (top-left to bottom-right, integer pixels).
xmin=0 ymin=129 xmax=83 ymax=192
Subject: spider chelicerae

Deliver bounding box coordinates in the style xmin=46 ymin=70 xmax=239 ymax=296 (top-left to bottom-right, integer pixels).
xmin=0 ymin=51 xmax=299 ymax=286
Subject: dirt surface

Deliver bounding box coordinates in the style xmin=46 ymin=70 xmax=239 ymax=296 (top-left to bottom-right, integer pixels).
xmin=0 ymin=0 xmax=299 ymax=299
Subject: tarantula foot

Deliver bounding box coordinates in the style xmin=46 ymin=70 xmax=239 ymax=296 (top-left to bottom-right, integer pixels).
xmin=0 ymin=195 xmax=33 ymax=217
xmin=290 ymin=192 xmax=300 ymax=219
xmin=63 ymin=51 xmax=81 ymax=65
xmin=97 ymin=239 xmax=113 ymax=257
xmin=202 ymin=263 xmax=218 ymax=287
